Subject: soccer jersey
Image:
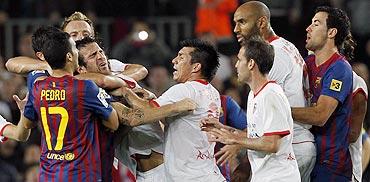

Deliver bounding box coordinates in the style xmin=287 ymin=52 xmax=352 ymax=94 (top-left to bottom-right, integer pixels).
xmin=268 ymin=36 xmax=314 ymax=143
xmin=216 ymin=95 xmax=247 ymax=181
xmin=154 ymin=80 xmax=225 ymax=182
xmin=246 ymin=81 xmax=300 ymax=182
xmin=350 ymin=71 xmax=368 ymax=181
xmin=305 ymin=52 xmax=353 ymax=178
xmin=24 ymin=73 xmax=113 ymax=182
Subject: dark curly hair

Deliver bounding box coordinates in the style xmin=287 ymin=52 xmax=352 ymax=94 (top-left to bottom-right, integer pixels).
xmin=316 ymin=6 xmax=356 ymax=61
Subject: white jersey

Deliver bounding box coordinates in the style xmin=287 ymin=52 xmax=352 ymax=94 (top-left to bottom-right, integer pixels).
xmin=247 ymin=81 xmax=300 ymax=182
xmin=268 ymin=36 xmax=314 ymax=143
xmin=350 ymin=71 xmax=368 ymax=182
xmin=155 ymin=80 xmax=225 ymax=182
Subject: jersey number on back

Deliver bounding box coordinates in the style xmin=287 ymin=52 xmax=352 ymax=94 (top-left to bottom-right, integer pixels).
xmin=40 ymin=107 xmax=69 ymax=151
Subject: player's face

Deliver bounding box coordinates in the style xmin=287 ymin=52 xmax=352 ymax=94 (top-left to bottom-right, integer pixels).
xmin=78 ymin=42 xmax=110 ymax=75
xmin=233 ymin=7 xmax=260 ymax=43
xmin=235 ymin=47 xmax=251 ymax=83
xmin=172 ymin=47 xmax=195 ymax=83
xmin=305 ymin=12 xmax=329 ymax=52
xmin=69 ymin=38 xmax=79 ymax=70
xmin=64 ymin=20 xmax=94 ymax=41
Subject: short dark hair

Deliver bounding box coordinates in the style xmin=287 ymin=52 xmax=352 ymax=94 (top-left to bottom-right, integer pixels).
xmin=179 ymin=39 xmax=219 ymax=81
xmin=32 ymin=26 xmax=72 ymax=69
xmin=75 ymin=36 xmax=103 ymax=50
xmin=242 ymin=38 xmax=274 ymax=74
xmin=316 ymin=6 xmax=355 ymax=60
xmin=75 ymin=37 xmax=104 ymax=67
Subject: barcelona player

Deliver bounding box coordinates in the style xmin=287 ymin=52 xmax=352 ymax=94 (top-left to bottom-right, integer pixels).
xmin=17 ymin=26 xmax=119 ymax=181
xmin=292 ymin=7 xmax=355 ymax=181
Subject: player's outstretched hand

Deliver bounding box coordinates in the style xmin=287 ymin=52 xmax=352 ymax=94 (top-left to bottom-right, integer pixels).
xmin=215 ymin=144 xmax=243 ymax=166
xmin=13 ymin=92 xmax=28 ymax=114
xmin=200 ymin=116 xmax=237 ymax=133
xmin=200 ymin=116 xmax=224 ymax=131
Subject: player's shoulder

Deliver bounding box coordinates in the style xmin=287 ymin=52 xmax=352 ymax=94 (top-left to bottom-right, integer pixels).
xmin=329 ymin=57 xmax=352 ymax=73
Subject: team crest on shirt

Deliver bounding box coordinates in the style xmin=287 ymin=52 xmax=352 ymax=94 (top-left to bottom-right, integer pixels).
xmin=329 ymin=79 xmax=342 ymax=92
xmin=97 ymin=88 xmax=111 ymax=108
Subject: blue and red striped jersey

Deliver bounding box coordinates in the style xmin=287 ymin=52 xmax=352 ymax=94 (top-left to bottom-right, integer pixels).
xmin=24 ymin=74 xmax=113 ymax=182
xmin=98 ymin=123 xmax=115 ymax=182
xmin=216 ymin=95 xmax=247 ymax=181
xmin=305 ymin=53 xmax=353 ymax=178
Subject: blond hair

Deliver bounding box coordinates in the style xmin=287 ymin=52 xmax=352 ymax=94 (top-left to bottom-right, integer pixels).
xmin=61 ymin=12 xmax=94 ymax=32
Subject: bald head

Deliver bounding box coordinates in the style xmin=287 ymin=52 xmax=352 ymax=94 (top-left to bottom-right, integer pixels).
xmin=233 ymin=1 xmax=271 ymax=43
xmin=237 ymin=1 xmax=270 ymax=21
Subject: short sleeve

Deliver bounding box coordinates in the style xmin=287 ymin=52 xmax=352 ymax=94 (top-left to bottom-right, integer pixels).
xmin=155 ymin=84 xmax=190 ymax=106
xmin=321 ymin=61 xmax=352 ymax=104
xmin=83 ymin=81 xmax=113 ymax=120
xmin=26 ymin=70 xmax=49 ymax=91
xmin=226 ymin=96 xmax=247 ymax=130
xmin=24 ymin=87 xmax=38 ymax=123
xmin=109 ymin=59 xmax=128 ymax=72
xmin=262 ymin=92 xmax=290 ymax=137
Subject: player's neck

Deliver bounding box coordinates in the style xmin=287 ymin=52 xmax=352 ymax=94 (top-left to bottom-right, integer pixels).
xmin=314 ymin=44 xmax=338 ymax=66
xmin=51 ymin=69 xmax=73 ymax=77
xmin=262 ymin=27 xmax=276 ymax=42
xmin=249 ymin=74 xmax=269 ymax=94
xmin=187 ymin=74 xmax=206 ymax=83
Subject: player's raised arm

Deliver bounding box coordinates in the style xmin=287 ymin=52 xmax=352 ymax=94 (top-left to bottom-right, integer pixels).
xmin=75 ymin=72 xmax=128 ymax=90
xmin=120 ymin=63 xmax=148 ymax=81
xmin=109 ymin=59 xmax=148 ymax=81
xmin=6 ymin=56 xmax=52 ymax=75
xmin=111 ymin=87 xmax=196 ymax=126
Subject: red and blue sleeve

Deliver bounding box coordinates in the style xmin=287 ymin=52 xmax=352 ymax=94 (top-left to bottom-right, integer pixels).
xmin=321 ymin=60 xmax=353 ymax=104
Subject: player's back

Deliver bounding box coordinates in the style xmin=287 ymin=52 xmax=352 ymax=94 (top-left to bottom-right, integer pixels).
xmin=268 ymin=37 xmax=314 ymax=143
xmin=25 ymin=75 xmax=113 ymax=181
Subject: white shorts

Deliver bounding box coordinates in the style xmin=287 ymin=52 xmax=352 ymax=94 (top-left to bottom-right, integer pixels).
xmin=293 ymin=141 xmax=316 ymax=182
xmin=136 ymin=164 xmax=165 ymax=182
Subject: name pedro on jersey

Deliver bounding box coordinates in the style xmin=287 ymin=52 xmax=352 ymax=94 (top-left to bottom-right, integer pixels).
xmin=41 ymin=89 xmax=66 ymax=101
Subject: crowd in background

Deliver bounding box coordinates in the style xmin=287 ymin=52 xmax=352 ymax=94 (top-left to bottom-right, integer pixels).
xmin=0 ymin=0 xmax=369 ymax=181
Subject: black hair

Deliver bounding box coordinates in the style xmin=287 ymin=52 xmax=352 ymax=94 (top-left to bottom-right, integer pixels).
xmin=315 ymin=6 xmax=356 ymax=61
xmin=179 ymin=39 xmax=219 ymax=81
xmin=32 ymin=26 xmax=72 ymax=69
xmin=242 ymin=37 xmax=274 ymax=74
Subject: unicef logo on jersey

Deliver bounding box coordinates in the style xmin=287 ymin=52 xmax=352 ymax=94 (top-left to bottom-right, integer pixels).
xmin=46 ymin=152 xmax=75 ymax=161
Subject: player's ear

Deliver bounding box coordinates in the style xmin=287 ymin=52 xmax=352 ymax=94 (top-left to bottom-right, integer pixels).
xmin=192 ymin=62 xmax=202 ymax=73
xmin=328 ymin=28 xmax=337 ymax=39
xmin=35 ymin=52 xmax=45 ymax=61
xmin=66 ymin=52 xmax=73 ymax=62
xmin=77 ymin=66 xmax=87 ymax=74
xmin=248 ymin=58 xmax=255 ymax=70
xmin=257 ymin=16 xmax=268 ymax=30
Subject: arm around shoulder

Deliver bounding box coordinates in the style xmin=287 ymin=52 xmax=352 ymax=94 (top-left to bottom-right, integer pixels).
xmin=292 ymin=95 xmax=339 ymax=126
xmin=6 ymin=56 xmax=51 ymax=74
